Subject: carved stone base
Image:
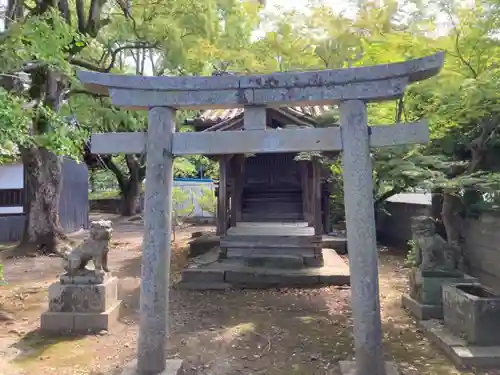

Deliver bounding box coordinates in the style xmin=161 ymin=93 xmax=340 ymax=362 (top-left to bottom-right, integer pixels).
xmin=40 ymin=276 xmax=121 ymax=333
xmin=60 ymin=270 xmax=109 ymax=285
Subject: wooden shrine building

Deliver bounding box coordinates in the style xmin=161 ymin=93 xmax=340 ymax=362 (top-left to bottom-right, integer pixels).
xmin=186 ymin=106 xmax=335 ymax=267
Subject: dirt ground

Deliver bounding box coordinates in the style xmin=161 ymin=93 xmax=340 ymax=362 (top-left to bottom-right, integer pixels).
xmin=0 ymin=213 xmax=495 ymax=375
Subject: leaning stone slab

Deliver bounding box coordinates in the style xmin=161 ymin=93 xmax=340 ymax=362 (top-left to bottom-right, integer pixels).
xmin=120 ymin=359 xmax=183 ymax=375
xmin=419 ymin=319 xmax=500 ymax=369
xmin=339 ymin=361 xmax=400 ymax=375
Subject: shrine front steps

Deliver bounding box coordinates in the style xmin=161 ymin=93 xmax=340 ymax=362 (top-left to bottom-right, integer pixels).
xmin=176 ymin=248 xmax=350 ymax=290
xmin=222 ymin=222 xmax=329 ymax=268
xmin=221 ymin=235 xmax=323 ymax=268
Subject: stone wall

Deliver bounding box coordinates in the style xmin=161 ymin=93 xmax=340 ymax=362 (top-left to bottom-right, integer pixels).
xmin=377 ymin=194 xmax=500 ymax=293
xmin=462 ymin=212 xmax=500 ymax=291
xmin=376 ymin=193 xmax=432 ymax=247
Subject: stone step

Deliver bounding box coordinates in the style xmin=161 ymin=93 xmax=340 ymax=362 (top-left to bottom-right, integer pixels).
xmin=225 ymin=247 xmax=316 ymax=257
xmin=243 ymin=254 xmax=304 ymax=269
xmin=242 ymin=213 xmax=303 ymax=221
xmin=243 ymin=195 xmax=302 ymax=202
xmin=235 ymin=221 xmax=309 ymax=228
xmin=221 ymin=235 xmax=317 ymax=248
xmin=176 ymin=282 xmax=232 ymax=290
xmin=243 ymin=201 xmax=302 ymax=208
xmin=228 ymin=225 xmax=315 ymax=236
xmin=177 ymin=248 xmax=350 ymax=290
xmin=225 ymin=248 xmax=322 ymax=268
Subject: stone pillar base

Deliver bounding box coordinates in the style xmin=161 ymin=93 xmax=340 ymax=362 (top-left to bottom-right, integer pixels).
xmin=339 ymin=361 xmax=400 ymax=375
xmin=40 ymin=275 xmax=122 ymax=334
xmin=401 ymin=293 xmax=443 ymax=320
xmin=121 ymin=359 xmax=183 ymax=375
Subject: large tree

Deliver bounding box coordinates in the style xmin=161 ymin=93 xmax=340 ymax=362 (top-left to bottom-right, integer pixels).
xmin=0 ymin=0 xmax=263 ymax=251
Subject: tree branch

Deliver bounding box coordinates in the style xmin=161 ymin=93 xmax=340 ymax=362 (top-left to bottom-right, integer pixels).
xmin=70 ymin=43 xmax=160 ymax=73
xmin=443 ymin=5 xmax=478 ymax=78
xmin=64 ymin=88 xmax=108 ymax=99
xmin=103 ymin=157 xmax=127 ymax=193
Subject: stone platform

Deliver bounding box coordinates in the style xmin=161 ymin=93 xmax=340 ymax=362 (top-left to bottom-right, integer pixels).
xmin=177 ymin=247 xmax=350 ymax=290
xmin=419 ymin=319 xmax=500 ymax=369
xmin=41 ymin=275 xmax=122 ymax=333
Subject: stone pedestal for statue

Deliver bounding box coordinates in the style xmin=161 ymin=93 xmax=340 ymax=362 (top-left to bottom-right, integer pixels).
xmin=41 ymin=274 xmax=121 ymax=333
xmin=401 ymin=216 xmax=476 ymax=320
xmin=403 ymin=268 xmax=476 ymax=320
xmin=40 ymin=220 xmax=122 ymax=333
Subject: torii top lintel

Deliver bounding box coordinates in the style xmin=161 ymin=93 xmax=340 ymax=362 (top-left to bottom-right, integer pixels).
xmin=77 ymin=52 xmax=444 ymax=110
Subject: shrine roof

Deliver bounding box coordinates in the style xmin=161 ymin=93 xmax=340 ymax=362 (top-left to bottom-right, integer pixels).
xmin=186 ymin=106 xmax=333 ymax=131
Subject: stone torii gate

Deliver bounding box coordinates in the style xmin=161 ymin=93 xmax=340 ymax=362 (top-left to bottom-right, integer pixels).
xmin=78 ymin=52 xmax=444 ymax=375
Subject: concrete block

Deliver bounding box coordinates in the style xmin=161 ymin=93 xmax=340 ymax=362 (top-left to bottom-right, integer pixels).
xmin=401 ymin=293 xmax=442 ymax=320
xmin=121 ymin=359 xmax=183 ymax=375
xmin=339 ymin=361 xmax=400 ymax=375
xmin=48 ymin=276 xmax=119 ymax=313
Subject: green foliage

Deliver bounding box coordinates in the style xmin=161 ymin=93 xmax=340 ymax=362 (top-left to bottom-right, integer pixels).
xmin=172 ymin=187 xmax=195 ymax=218
xmin=171 ymin=187 xmax=195 ymax=240
xmin=0 ymin=9 xmax=80 ymax=75
xmin=404 ymin=240 xmax=418 ymax=268
xmin=197 ymin=187 xmax=217 ymax=215
xmin=88 ymin=189 xmax=120 ymax=200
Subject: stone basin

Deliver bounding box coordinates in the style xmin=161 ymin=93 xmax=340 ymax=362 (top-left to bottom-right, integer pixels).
xmin=443 ymin=283 xmax=500 ymax=346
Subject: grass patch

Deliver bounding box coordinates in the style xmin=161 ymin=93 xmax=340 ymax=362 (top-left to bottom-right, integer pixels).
xmin=88 ymin=189 xmax=120 ymax=200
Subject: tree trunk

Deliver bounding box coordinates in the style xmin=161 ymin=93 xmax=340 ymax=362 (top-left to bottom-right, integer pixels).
xmin=120 ymin=181 xmax=140 ymax=216
xmin=17 ymin=68 xmax=67 ymax=255
xmin=431 ymin=188 xmax=447 ymax=239
xmin=441 ymin=191 xmax=463 ymax=246
xmin=19 ymin=147 xmax=66 ymax=254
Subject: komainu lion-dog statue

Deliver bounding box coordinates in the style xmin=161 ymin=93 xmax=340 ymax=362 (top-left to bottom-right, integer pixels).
xmin=62 ymin=220 xmax=113 ymax=277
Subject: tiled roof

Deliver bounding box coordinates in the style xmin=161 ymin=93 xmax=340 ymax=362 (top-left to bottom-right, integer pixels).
xmin=193 ymin=106 xmax=332 ymax=124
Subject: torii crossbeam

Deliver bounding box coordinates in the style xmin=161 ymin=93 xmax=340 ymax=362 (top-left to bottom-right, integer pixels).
xmin=78 ymin=52 xmax=444 ymax=375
